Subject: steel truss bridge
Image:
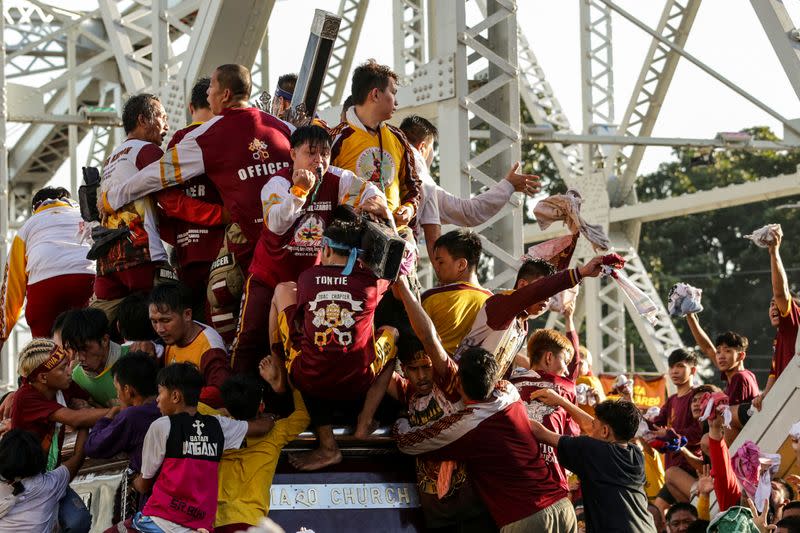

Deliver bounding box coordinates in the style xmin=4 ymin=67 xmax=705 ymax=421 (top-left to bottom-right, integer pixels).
xmin=2 ymin=0 xmax=800 ymax=388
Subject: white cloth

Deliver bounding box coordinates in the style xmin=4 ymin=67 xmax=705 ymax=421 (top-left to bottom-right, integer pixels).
xmin=667 ymin=282 xmax=703 ymax=317
xmin=603 ymin=266 xmax=659 ymax=326
xmin=790 ymin=421 xmax=800 ymax=440
xmin=0 ymin=465 xmax=70 ymax=532
xmin=533 ymin=189 xmax=610 ymax=252
xmin=744 ymin=223 xmax=781 ymax=248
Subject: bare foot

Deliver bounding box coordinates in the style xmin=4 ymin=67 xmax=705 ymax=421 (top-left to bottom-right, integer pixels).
xmin=354 ymin=416 xmax=379 ymax=439
xmin=288 ymin=448 xmax=343 ymax=471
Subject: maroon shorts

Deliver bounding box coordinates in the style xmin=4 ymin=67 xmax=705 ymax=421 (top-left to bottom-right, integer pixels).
xmin=94 ymin=263 xmax=159 ymax=300
xmin=25 ymin=273 xmax=95 ymax=337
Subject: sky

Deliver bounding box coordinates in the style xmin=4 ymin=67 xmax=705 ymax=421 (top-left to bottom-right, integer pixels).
xmin=40 ymin=0 xmax=800 ymax=185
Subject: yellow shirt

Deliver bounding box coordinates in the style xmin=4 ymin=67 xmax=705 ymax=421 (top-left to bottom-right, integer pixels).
xmin=201 ymin=390 xmax=310 ymax=527
xmin=421 ymin=282 xmax=493 ymax=355
xmin=641 ymin=442 xmax=665 ymax=500
xmin=330 ymin=107 xmax=420 ymax=215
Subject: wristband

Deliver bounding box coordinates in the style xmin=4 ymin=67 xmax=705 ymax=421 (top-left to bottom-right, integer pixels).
xmin=290 ymin=185 xmax=310 ymax=199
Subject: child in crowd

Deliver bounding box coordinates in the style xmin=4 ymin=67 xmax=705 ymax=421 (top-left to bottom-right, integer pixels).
xmin=84 ymin=352 xmax=161 ymax=475
xmin=0 ymin=428 xmax=89 ymax=531
xmin=132 ymin=363 xmax=275 ymax=532
xmin=214 ymin=373 xmax=310 ymax=533
xmin=10 ymin=339 xmax=113 ymax=532
xmin=421 ymin=230 xmax=492 ymax=355
xmin=651 ymin=349 xmax=702 ymax=514
xmin=510 ymin=329 xmax=582 ymax=500
xmin=685 ymin=314 xmax=759 ymax=440
xmin=531 ymin=398 xmax=657 ymax=533
xmin=60 ymin=307 xmax=131 ymax=406
xmin=149 ymin=282 xmax=231 ymax=408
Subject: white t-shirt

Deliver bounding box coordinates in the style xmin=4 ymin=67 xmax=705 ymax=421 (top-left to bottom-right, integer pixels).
xmin=139 ymin=414 xmax=248 ymax=533
xmin=0 ymin=465 xmax=70 ymax=532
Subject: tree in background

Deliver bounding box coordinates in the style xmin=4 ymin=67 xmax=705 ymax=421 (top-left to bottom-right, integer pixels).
xmin=636 ymin=126 xmax=800 ymax=381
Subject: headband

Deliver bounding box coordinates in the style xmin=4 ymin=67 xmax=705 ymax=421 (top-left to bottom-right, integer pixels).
xmin=322 ymin=236 xmax=361 ymax=275
xmin=274 ymin=87 xmax=293 ymax=101
xmin=23 ymin=345 xmax=66 ymax=384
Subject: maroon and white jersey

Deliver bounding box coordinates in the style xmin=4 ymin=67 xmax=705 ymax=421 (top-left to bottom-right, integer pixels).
xmin=99 ymin=139 xmax=165 ymax=275
xmin=454 ymin=269 xmax=581 ymax=373
xmin=101 ymin=107 xmax=294 ymax=267
xmin=289 ymin=264 xmax=390 ymax=400
xmin=249 ymin=165 xmax=382 ymax=288
xmin=510 ymin=368 xmax=574 ymax=493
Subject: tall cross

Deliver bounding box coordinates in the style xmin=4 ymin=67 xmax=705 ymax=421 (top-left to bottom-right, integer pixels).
xmin=192 ymin=419 xmax=204 ymax=436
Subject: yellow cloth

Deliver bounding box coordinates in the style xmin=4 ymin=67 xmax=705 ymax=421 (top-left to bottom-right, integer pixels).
xmin=331 ymin=113 xmax=417 ymax=214
xmin=642 ymin=442 xmax=665 ymax=500
xmin=421 ymin=282 xmax=492 ymax=355
xmin=212 ymin=389 xmax=310 ymax=527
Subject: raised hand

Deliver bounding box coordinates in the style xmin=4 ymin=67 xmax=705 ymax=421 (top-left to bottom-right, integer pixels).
xmin=504 ymin=161 xmax=541 ymax=196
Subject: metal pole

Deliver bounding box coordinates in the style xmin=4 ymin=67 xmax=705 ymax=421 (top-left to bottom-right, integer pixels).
xmin=67 ymin=27 xmax=78 ymax=197
xmin=0 ymin=0 xmax=10 ymax=387
xmin=260 ymin=29 xmax=269 ymax=95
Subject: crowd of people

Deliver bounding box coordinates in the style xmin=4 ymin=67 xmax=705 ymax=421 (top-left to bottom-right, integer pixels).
xmin=0 ymin=58 xmax=797 ymax=533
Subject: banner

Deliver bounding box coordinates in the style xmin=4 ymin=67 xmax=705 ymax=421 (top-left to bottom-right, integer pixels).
xmin=599 ymin=374 xmax=667 ymax=409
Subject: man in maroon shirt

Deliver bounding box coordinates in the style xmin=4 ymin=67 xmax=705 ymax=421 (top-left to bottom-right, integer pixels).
xmin=651 ymin=349 xmax=702 ymax=515
xmin=275 ymin=216 xmax=396 ymax=470
xmin=156 ymin=77 xmax=228 ymax=325
xmin=100 ymin=64 xmax=294 ymax=273
xmin=396 ymin=347 xmax=577 ymax=531
xmin=685 ymin=314 xmax=759 ymax=442
xmin=754 ymin=226 xmax=799 ymax=411
xmin=510 ymin=328 xmax=580 ymax=498
xmin=231 ymin=125 xmax=387 ymax=376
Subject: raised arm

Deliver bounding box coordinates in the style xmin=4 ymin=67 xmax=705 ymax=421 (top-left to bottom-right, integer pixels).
xmin=262 ymin=175 xmax=304 ymax=235
xmin=530 ymin=388 xmax=594 ymax=435
xmin=485 ymin=256 xmax=605 ymax=329
xmin=685 ymin=312 xmax=717 ymax=363
xmin=769 ymin=227 xmax=790 ymax=314
xmin=437 ymin=162 xmax=539 ymax=227
xmin=393 ymin=276 xmax=450 ymax=378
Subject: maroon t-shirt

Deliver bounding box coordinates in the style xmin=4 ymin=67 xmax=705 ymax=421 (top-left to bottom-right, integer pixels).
xmin=249 ymin=166 xmax=343 ymax=288
xmin=652 ymin=391 xmax=702 ymax=471
xmin=10 ymin=384 xmax=68 ymax=457
xmin=192 ymin=107 xmax=292 ymax=268
xmin=771 ymin=299 xmax=800 ymax=380
xmin=426 ymin=400 xmax=568 ymax=527
xmin=510 ymin=370 xmax=572 ymax=493
xmin=290 ymin=264 xmax=390 ymax=400
xmin=723 ymin=370 xmax=760 ymax=405
xmin=157 ymin=123 xmax=226 ymax=267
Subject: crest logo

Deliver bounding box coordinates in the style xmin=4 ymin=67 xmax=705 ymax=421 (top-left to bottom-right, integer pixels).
xmin=249 ymin=138 xmax=270 ymax=161
xmin=355 ymin=146 xmax=395 ymax=186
